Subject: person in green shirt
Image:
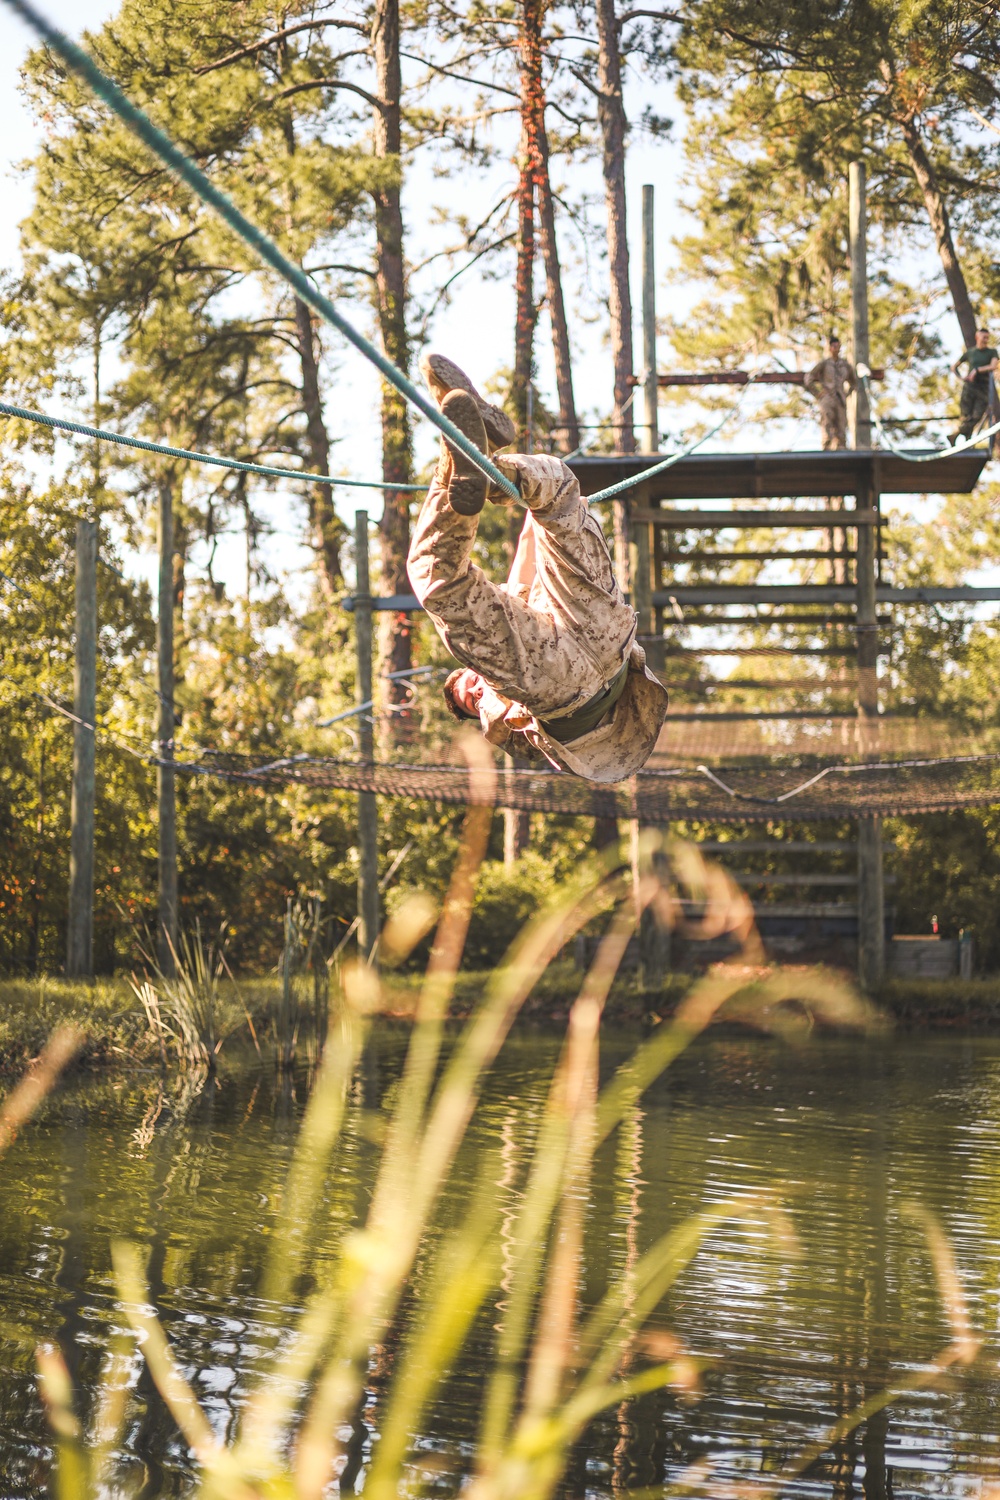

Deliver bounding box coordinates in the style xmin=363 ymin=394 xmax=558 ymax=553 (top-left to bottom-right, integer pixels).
xmin=953 ymin=328 xmax=999 ymax=441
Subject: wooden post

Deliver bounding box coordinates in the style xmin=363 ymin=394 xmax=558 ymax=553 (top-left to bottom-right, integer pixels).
xmin=157 ymin=480 xmax=178 ymax=976
xmin=849 ymin=161 xmax=872 ymax=451
xmin=629 ymin=490 xmax=653 ymax=637
xmin=640 ymin=185 xmax=658 ymax=455
xmin=856 ymin=493 xmax=884 ymax=989
xmin=355 ymin=511 xmax=380 ymax=959
xmin=851 ymin=162 xmax=883 ymax=988
xmin=66 ymin=518 xmax=97 ymax=980
xmin=630 ymin=816 xmax=667 ymax=988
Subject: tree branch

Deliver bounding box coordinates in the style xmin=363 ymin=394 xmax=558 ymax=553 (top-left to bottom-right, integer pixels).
xmin=195 ymin=18 xmax=368 ymax=76
xmin=616 ymin=8 xmax=684 ymax=26
xmin=399 ymin=50 xmax=520 ymax=98
xmin=270 ymin=78 xmax=383 ymax=111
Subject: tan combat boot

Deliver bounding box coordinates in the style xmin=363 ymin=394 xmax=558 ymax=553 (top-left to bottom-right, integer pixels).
xmin=419 ymin=352 xmax=516 ymax=452
xmin=438 ymin=389 xmax=490 ymax=516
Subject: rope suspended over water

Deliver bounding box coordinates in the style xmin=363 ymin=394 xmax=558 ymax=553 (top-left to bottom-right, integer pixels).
xmin=0 ymin=400 xmax=427 ymax=492
xmin=1 ymin=0 xmax=522 ymax=503
xmin=2 ymin=0 xmax=759 ymax=509
xmin=586 ymin=377 xmax=760 ymax=503
xmin=857 ymin=366 xmax=1000 ymax=462
xmin=18 ymin=681 xmax=1000 ymax=821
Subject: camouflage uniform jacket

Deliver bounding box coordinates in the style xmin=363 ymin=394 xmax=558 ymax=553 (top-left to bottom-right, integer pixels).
xmin=407 ymin=452 xmax=669 ymax=784
xmin=806 ymin=356 xmax=857 ymax=405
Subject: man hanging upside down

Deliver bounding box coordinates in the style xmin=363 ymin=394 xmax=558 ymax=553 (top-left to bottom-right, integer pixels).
xmin=406 ymin=354 xmax=669 ymax=784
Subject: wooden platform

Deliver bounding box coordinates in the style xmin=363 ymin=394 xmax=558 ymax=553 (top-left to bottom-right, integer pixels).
xmin=569 ymin=447 xmax=988 ymax=501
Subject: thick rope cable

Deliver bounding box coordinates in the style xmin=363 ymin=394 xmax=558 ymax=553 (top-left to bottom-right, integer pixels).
xmin=0 ymin=399 xmax=427 ymax=492
xmin=586 ymin=376 xmax=759 ymax=504
xmin=21 ymin=678 xmax=1000 ymax=822
xmin=1 ymin=0 xmax=521 ymax=503
xmin=858 ymin=365 xmax=1000 ymax=463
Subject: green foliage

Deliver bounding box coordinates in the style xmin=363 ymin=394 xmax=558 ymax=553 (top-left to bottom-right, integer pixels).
xmin=464 ymin=851 xmax=557 ymax=969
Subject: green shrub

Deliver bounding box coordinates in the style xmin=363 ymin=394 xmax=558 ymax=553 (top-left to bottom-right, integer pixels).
xmin=464 ymin=853 xmax=558 ymax=969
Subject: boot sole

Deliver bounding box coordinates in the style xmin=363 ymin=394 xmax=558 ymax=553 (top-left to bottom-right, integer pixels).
xmin=441 ymin=390 xmax=489 ymax=515
xmin=420 ymin=352 xmax=516 ymax=451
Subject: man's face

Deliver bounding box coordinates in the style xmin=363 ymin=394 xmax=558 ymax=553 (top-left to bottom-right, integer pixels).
xmin=450 ymin=668 xmax=486 ymax=718
xmin=977 ymin=330 xmax=991 ymax=348
xmin=829 ymin=340 xmax=841 ymax=357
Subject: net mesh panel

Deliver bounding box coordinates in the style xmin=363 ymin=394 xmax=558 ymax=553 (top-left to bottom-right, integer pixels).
xmin=182 ymin=750 xmax=1000 ymax=822
xmin=654 ymin=716 xmax=1000 ymax=761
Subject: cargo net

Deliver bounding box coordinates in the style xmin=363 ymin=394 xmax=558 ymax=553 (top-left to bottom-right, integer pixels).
xmin=179 ymin=747 xmax=1000 ymax=823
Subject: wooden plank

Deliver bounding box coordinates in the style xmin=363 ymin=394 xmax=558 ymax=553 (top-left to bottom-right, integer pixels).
xmin=679 ymin=900 xmax=859 ymax=917
xmin=634 ymin=508 xmax=880 ymax=528
xmin=570 ymin=449 xmax=987 ymax=501
xmin=655 ymin=584 xmax=861 ymax=604
xmin=696 ymin=841 xmax=886 ymax=853
xmin=660 ymin=645 xmax=883 ymax=657
xmin=664 ymin=550 xmax=857 ymax=562
xmin=732 ymin=873 xmax=863 ymax=887
xmin=667 ymin=709 xmax=860 ymax=721
xmin=650 ymin=369 xmax=885 ymax=388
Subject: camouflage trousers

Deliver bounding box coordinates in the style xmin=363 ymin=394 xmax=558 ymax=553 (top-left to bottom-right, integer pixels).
xmin=818 ymin=395 xmax=847 ymax=450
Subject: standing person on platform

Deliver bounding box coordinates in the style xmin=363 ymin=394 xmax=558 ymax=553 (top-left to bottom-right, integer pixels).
xmin=953 ymin=328 xmax=998 ymax=442
xmin=806 ymin=335 xmax=857 ymax=450
xmin=407 ymin=353 xmax=669 ymax=783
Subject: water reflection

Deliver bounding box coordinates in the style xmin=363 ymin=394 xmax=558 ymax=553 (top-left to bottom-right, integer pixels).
xmin=0 ymin=1031 xmax=997 ymax=1496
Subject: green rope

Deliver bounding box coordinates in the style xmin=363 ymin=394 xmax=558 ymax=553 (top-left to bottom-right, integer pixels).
xmin=2 ymin=0 xmax=520 ymax=503
xmin=586 ymin=377 xmax=758 ymax=504
xmin=857 ymin=366 xmax=1000 ymax=462
xmin=0 ymin=399 xmax=427 ymax=491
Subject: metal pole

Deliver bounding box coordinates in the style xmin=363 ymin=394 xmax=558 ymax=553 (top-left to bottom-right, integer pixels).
xmin=640 ymin=185 xmax=658 ymax=454
xmin=355 ymin=511 xmax=379 ymax=959
xmin=849 ymin=161 xmax=872 ymax=450
xmin=157 ymin=479 xmax=178 ymax=976
xmin=66 ymin=518 xmax=97 ymax=979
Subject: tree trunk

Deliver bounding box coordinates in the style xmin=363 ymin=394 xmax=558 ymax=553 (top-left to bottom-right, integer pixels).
xmin=372 ymin=0 xmax=416 ymax=736
xmin=899 ymin=118 xmax=978 ymax=349
xmin=596 ymin=0 xmax=634 ymax=455
xmin=278 ymin=80 xmax=343 ymax=601
xmin=513 ymin=114 xmax=537 ymax=446
xmin=520 ymin=0 xmax=579 ymax=453
xmin=293 ymin=296 xmax=343 ymax=597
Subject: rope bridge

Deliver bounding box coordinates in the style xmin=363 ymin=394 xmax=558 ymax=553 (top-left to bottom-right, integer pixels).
xmin=23 ymin=673 xmax=1000 ymax=821
xmin=171 ymin=749 xmax=1000 ymax=823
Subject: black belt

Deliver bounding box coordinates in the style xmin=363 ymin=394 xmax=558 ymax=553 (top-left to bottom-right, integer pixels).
xmin=539 ymin=657 xmax=630 ymax=744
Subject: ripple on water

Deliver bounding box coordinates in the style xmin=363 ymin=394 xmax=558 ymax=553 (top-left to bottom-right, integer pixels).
xmin=0 ymin=1033 xmax=995 ymax=1496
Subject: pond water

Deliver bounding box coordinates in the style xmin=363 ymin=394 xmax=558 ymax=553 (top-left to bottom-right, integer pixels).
xmin=1 ymin=1025 xmax=1000 ymax=1498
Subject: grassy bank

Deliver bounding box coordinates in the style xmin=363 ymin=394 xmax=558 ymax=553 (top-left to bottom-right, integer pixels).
xmin=0 ymin=977 xmax=276 ymax=1072
xmin=2 ymin=967 xmax=1000 ymax=1073
xmin=428 ymin=965 xmax=1000 ymax=1030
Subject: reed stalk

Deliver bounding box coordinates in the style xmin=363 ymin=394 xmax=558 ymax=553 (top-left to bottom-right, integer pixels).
xmin=27 ymin=834 xmax=975 ymax=1500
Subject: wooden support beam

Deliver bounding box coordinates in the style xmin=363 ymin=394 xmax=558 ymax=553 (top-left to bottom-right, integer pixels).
xmin=665 ymin=550 xmax=857 ymax=562
xmin=659 ymin=645 xmax=884 ymax=657
xmin=640 ymin=185 xmax=658 ymax=454
xmin=635 ymin=508 xmax=880 ymax=529
xmin=849 ymin=160 xmax=872 ymax=450
xmin=156 ymin=480 xmax=178 ymax=977
xmin=667 ymin=709 xmax=867 ymax=721
xmin=672 ymin=615 xmax=888 ymax=626
xmin=641 ymin=369 xmax=886 ymax=388
xmin=355 ymin=511 xmax=379 ymax=961
xmin=66 ymin=518 xmax=97 ymax=980
xmin=733 ymin=873 xmax=867 ymax=888
xmin=696 ymin=840 xmax=895 ymax=854
xmin=850 ymin=157 xmax=885 ymax=990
